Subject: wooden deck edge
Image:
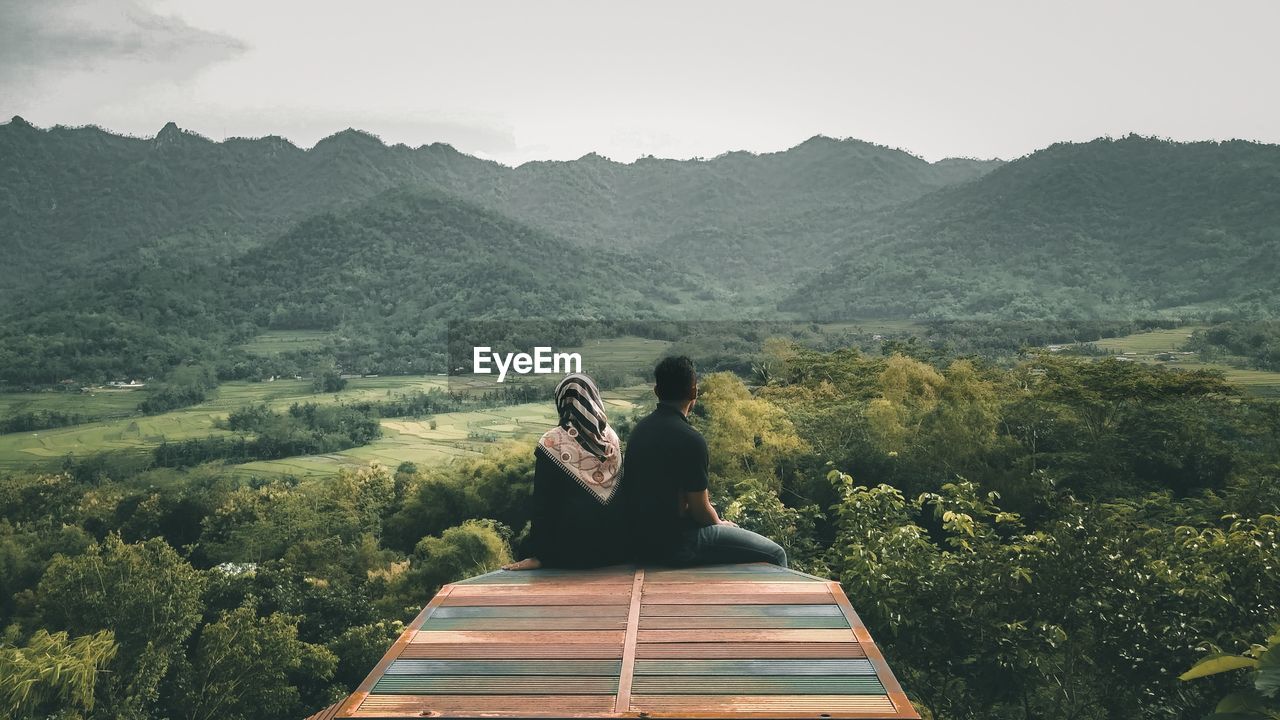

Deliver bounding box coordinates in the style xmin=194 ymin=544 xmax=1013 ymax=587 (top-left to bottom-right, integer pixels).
xmin=828 ymin=581 xmax=920 ymax=720
xmin=335 ymin=584 xmax=455 ymax=718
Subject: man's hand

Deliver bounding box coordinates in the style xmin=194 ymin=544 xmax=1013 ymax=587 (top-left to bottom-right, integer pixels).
xmin=502 ymin=557 xmax=542 ymax=571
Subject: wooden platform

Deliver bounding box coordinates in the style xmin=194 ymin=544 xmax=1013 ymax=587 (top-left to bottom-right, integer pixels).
xmin=320 ymin=564 xmax=919 ymax=719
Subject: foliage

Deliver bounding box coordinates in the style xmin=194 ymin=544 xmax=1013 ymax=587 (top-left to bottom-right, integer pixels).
xmin=1188 ymin=321 xmax=1280 ymax=371
xmin=0 ymin=629 xmax=118 ymax=719
xmin=172 ymin=605 xmax=337 ymax=720
xmin=384 ymin=445 xmax=534 ymax=552
xmin=35 ymin=535 xmax=206 ymax=718
xmin=383 ymin=520 xmax=512 ymax=615
xmin=695 ymin=371 xmax=806 ymax=491
xmin=1179 ymin=628 xmax=1280 ymax=720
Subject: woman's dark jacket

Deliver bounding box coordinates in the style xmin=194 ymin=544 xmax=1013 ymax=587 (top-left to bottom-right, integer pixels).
xmin=523 ymin=445 xmax=629 ymax=568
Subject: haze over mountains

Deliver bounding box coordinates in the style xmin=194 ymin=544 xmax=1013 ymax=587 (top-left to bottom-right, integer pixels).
xmin=1 ymin=115 xmax=1278 ymax=383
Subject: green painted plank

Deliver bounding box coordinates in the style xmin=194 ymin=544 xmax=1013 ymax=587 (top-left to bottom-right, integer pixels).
xmin=642 ymin=604 xmax=843 ymax=617
xmin=386 ymin=660 xmax=621 ymax=676
xmin=646 ymin=571 xmax=816 ymax=583
xmin=433 ymin=606 xmax=629 ymax=619
xmin=638 ymin=616 xmax=849 ymax=629
xmin=372 ymin=675 xmax=619 ymax=695
xmin=634 ymin=659 xmax=875 ymax=676
xmin=455 ymin=569 xmax=633 ymax=584
xmin=459 ymin=576 xmax=633 ymax=586
xmin=648 ymin=564 xmax=792 ymax=573
xmin=421 ymin=617 xmax=628 ymax=631
xmin=630 ymin=675 xmax=886 ymax=695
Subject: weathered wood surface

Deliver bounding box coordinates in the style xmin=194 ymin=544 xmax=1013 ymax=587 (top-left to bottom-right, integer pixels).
xmin=326 ymin=564 xmax=919 ymax=719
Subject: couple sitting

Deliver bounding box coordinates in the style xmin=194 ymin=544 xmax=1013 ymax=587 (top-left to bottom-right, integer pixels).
xmin=504 ymin=356 xmax=788 ymax=571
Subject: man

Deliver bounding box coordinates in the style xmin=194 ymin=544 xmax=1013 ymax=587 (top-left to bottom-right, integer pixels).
xmin=622 ymin=355 xmax=788 ymax=567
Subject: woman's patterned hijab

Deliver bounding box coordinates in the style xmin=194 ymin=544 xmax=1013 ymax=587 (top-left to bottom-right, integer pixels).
xmin=537 ymin=373 xmax=622 ymax=504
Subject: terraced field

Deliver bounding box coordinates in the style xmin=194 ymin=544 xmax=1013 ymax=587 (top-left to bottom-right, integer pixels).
xmin=1065 ymin=325 xmax=1280 ymax=397
xmin=0 ymin=375 xmax=447 ymax=471
xmin=231 ymin=389 xmax=646 ymax=479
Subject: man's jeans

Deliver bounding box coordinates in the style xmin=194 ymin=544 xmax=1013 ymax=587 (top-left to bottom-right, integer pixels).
xmin=670 ymin=524 xmax=789 ymax=568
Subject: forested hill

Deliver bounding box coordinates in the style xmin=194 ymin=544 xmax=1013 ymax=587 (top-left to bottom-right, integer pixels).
xmin=229 ymin=188 xmax=696 ymax=329
xmin=0 ymin=117 xmax=507 ymax=290
xmin=4 ymin=117 xmax=1280 ymax=384
xmin=0 ymin=116 xmax=996 ymax=295
xmin=780 ymin=135 xmax=1280 ymax=319
xmin=0 ymin=188 xmax=701 ymax=384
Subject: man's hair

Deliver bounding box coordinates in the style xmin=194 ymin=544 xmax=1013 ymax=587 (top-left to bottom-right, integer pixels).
xmin=654 ymin=355 xmax=697 ymax=402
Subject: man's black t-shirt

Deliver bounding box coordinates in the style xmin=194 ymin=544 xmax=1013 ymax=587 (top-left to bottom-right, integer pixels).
xmin=620 ymin=402 xmax=710 ymax=562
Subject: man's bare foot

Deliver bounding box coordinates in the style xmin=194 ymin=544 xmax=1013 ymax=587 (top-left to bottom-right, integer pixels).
xmin=502 ymin=557 xmax=542 ymax=571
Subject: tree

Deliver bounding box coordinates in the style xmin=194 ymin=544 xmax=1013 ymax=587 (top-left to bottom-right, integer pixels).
xmin=384 ymin=520 xmax=511 ymax=616
xmin=172 ymin=605 xmax=337 ymax=720
xmin=35 ymin=534 xmax=205 ymax=718
xmin=695 ymin=371 xmax=806 ymax=492
xmin=0 ymin=629 xmax=118 ymax=719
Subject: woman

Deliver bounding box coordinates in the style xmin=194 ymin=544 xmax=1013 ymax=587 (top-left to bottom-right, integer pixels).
xmin=503 ymin=372 xmax=628 ymax=570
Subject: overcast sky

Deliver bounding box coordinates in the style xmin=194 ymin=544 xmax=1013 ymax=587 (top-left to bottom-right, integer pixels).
xmin=2 ymin=0 xmax=1277 ymax=166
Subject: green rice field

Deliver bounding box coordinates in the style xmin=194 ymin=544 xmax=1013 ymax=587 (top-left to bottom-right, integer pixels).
xmin=0 ymin=375 xmax=448 ymax=471
xmin=229 ymin=388 xmax=646 ymax=479
xmin=1064 ymin=325 xmax=1280 ymax=397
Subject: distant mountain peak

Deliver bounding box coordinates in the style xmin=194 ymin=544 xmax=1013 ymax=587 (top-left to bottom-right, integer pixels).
xmin=156 ymin=121 xmax=183 ymax=141
xmin=152 ymin=121 xmax=210 ymax=149
xmin=796 ymin=134 xmax=874 ymax=149
xmin=7 ymin=115 xmax=35 ymax=129
xmin=312 ymin=128 xmax=386 ymax=153
xmin=575 ymin=151 xmax=619 ymax=164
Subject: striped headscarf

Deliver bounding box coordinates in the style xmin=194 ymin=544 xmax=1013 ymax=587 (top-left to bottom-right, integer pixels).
xmin=554 ymin=372 xmax=613 ymax=459
xmin=536 ymin=373 xmax=622 ymax=504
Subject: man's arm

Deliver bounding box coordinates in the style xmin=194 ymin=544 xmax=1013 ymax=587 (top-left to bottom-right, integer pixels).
xmin=676 ymin=432 xmax=735 ymax=527
xmin=682 ymin=489 xmax=735 ymax=527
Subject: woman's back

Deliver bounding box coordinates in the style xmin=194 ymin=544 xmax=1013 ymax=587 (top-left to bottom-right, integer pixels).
xmin=506 ymin=372 xmax=628 ymax=570
xmin=524 ymin=443 xmax=628 ymax=568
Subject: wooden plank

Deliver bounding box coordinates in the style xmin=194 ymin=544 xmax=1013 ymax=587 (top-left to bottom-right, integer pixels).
xmin=412 ymin=630 xmax=625 ymax=644
xmin=646 ymin=569 xmax=814 ymax=579
xmin=614 ymin=568 xmax=645 ymax=713
xmin=386 ymin=659 xmax=622 ymax=676
xmin=457 ymin=567 xmax=636 ymax=585
xmin=372 ymin=675 xmax=619 ymax=694
xmin=645 ymin=564 xmax=796 ymax=575
xmin=640 ymin=592 xmax=835 ymax=605
xmin=639 ymin=616 xmax=850 ymax=629
xmin=632 ymin=661 xmax=875 ymax=676
xmin=352 ymin=694 xmax=616 ymax=716
xmin=642 ymin=603 xmax=844 ymax=617
xmin=629 ymin=694 xmax=899 ymax=713
xmin=636 ymin=642 xmax=867 ymax=659
xmin=633 ymin=659 xmax=876 ymax=676
xmin=630 ymin=675 xmax=886 ymax=694
xmin=432 ymin=605 xmax=629 ymax=619
xmin=398 ymin=643 xmax=622 ymax=660
xmin=642 ymin=582 xmax=835 ymax=594
xmin=422 ymin=616 xmax=629 ymax=631
xmin=645 ymin=574 xmax=817 ymax=584
xmin=447 ymin=584 xmax=633 ymax=596
xmin=439 ymin=593 xmax=632 ymax=606
xmin=638 ymin=629 xmax=854 ymax=644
